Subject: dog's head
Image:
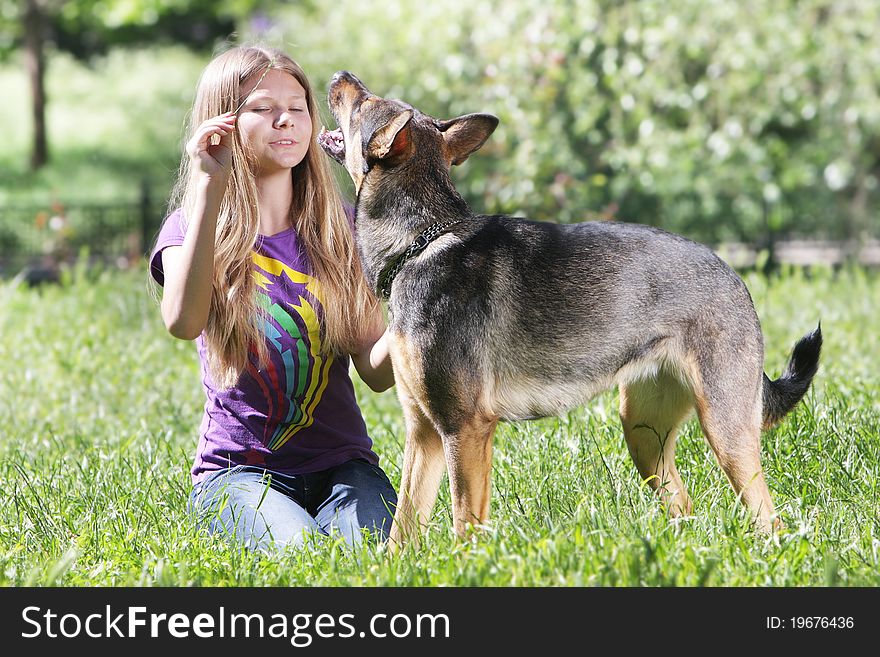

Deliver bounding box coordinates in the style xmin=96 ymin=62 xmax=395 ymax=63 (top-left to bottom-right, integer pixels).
xmin=318 ymin=71 xmax=498 ymax=193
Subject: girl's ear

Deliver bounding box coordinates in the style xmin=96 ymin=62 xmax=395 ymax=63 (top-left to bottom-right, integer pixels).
xmin=436 ymin=113 xmax=499 ymax=165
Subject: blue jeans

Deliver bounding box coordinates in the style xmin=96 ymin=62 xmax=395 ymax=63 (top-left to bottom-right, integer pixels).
xmin=188 ymin=459 xmax=397 ymax=552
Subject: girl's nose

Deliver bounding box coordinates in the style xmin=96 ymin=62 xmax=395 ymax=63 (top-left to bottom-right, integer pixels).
xmin=274 ymin=111 xmax=293 ymax=128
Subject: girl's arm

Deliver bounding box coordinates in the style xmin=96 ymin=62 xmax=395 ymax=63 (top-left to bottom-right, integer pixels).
xmin=351 ymin=323 xmax=395 ymax=393
xmin=160 ymin=112 xmax=236 ymax=340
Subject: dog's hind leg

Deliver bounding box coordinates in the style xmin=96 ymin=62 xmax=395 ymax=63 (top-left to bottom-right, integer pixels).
xmin=619 ymin=371 xmax=695 ymax=518
xmin=691 ymin=360 xmax=779 ymax=532
xmin=443 ymin=414 xmax=498 ymax=538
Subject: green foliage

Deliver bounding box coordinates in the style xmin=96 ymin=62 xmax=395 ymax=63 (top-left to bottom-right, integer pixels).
xmin=270 ymin=0 xmax=879 ymax=243
xmin=0 ymin=46 xmax=206 ymax=204
xmin=1 ymin=0 xmax=878 ymax=245
xmin=0 ymin=263 xmax=877 ymax=585
xmin=0 ymin=0 xmax=267 ymax=59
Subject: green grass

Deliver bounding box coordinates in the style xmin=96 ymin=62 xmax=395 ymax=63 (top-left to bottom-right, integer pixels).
xmin=0 ymin=262 xmax=877 ymax=586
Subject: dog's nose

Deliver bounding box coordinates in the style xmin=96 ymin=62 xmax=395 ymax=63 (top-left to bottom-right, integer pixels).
xmin=329 ymin=71 xmax=368 ymax=100
xmin=332 ymin=70 xmax=364 ymax=87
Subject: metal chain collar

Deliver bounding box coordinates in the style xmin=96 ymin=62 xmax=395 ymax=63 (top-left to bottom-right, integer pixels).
xmin=377 ymin=220 xmax=461 ymax=299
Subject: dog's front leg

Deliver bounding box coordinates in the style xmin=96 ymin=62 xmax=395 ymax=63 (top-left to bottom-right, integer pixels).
xmin=386 ymin=333 xmax=446 ymax=550
xmin=443 ymin=415 xmax=498 ymax=538
xmin=389 ymin=396 xmax=445 ymax=550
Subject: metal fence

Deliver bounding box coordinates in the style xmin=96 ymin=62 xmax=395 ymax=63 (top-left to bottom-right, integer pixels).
xmin=1 ymin=191 xmax=878 ymax=283
xmin=0 ymin=183 xmax=164 ymax=278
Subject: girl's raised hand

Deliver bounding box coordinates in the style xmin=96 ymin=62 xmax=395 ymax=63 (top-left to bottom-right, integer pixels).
xmin=186 ymin=112 xmax=237 ymax=180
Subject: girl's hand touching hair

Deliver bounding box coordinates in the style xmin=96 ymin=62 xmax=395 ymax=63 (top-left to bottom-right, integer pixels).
xmin=187 ymin=111 xmax=237 ymax=180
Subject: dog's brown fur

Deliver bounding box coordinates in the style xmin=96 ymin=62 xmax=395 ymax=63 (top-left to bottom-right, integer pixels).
xmin=319 ymin=71 xmax=822 ymax=546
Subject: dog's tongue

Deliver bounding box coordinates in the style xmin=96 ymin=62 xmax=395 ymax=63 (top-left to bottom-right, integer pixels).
xmin=318 ymin=126 xmax=345 ymax=162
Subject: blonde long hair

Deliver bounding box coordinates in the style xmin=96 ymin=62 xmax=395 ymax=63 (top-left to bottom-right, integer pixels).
xmin=165 ymin=46 xmax=380 ymax=389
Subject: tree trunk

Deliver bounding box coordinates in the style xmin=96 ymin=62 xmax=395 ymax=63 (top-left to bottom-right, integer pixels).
xmin=23 ymin=0 xmax=48 ymax=170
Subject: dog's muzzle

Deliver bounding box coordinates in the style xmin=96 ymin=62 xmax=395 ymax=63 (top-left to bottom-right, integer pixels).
xmin=318 ymin=127 xmax=345 ymax=164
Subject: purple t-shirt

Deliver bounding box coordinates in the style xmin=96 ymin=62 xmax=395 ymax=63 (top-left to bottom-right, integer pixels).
xmin=150 ymin=209 xmax=379 ymax=483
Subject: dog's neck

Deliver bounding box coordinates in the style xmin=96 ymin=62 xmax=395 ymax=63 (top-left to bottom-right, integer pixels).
xmin=354 ymin=165 xmax=472 ymax=292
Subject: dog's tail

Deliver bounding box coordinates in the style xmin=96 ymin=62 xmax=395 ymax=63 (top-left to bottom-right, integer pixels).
xmin=762 ymin=323 xmax=822 ymax=430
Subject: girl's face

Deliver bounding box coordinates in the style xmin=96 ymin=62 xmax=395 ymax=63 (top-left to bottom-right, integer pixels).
xmin=236 ymin=68 xmax=312 ymax=176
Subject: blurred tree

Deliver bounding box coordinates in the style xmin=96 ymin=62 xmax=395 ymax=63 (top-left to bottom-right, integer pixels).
xmin=0 ymin=0 xmax=268 ymax=170
xmin=20 ymin=0 xmax=48 ymax=170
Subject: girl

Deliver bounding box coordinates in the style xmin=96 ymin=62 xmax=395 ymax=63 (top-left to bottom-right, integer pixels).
xmin=150 ymin=45 xmax=397 ymax=552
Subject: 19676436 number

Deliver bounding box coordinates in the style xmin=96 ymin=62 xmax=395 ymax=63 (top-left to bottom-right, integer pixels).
xmin=767 ymin=616 xmax=854 ymax=629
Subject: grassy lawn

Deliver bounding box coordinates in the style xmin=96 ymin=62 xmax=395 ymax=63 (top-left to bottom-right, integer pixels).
xmin=0 ymin=261 xmax=877 ymax=586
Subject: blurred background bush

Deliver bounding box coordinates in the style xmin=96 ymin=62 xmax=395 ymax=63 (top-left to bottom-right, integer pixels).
xmin=1 ymin=0 xmax=878 ymax=263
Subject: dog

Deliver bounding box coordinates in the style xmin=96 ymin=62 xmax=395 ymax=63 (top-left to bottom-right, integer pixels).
xmin=318 ymin=71 xmax=822 ymax=546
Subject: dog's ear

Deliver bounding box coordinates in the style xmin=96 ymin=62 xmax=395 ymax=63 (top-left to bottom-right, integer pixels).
xmin=366 ymin=109 xmax=414 ymax=165
xmin=437 ymin=113 xmax=499 ymax=165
